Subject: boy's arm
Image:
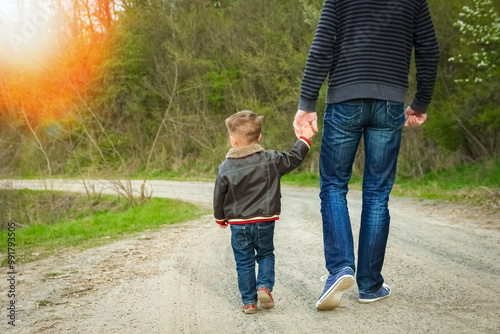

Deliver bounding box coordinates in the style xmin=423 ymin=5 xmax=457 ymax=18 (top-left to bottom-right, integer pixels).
xmin=213 ymin=170 xmax=228 ymax=228
xmin=274 ymin=134 xmax=312 ymax=176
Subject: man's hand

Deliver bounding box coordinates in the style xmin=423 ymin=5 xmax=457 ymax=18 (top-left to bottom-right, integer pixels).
xmin=293 ymin=110 xmax=318 ymax=139
xmin=405 ymin=107 xmax=427 ymax=127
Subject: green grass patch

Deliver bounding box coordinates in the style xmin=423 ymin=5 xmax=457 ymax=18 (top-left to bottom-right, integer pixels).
xmin=44 ymin=272 xmax=63 ymax=278
xmin=282 ymin=160 xmax=500 ymax=209
xmin=1 ymin=191 xmax=207 ymax=263
xmin=282 ymin=172 xmax=320 ymax=187
xmin=282 ymin=172 xmax=361 ymax=189
xmin=0 ymin=189 xmax=129 ymax=229
xmin=398 ymin=159 xmax=499 ymax=189
xmin=36 ymin=300 xmax=53 ymax=307
xmin=392 ymin=160 xmax=500 ymax=206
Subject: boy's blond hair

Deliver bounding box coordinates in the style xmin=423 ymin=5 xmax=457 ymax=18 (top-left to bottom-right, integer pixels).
xmin=225 ymin=110 xmax=263 ymax=144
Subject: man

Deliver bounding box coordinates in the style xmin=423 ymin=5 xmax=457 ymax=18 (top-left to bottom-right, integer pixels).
xmin=293 ymin=0 xmax=439 ymax=310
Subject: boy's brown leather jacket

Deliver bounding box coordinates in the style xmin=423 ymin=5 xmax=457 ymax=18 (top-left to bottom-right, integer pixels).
xmin=213 ymin=138 xmax=310 ymax=225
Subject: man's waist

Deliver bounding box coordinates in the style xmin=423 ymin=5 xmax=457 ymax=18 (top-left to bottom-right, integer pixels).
xmin=327 ymin=83 xmax=407 ymax=104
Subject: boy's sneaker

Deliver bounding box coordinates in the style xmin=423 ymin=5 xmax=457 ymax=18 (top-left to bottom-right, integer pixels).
xmin=242 ymin=303 xmax=257 ymax=314
xmin=257 ymin=287 xmax=275 ymax=309
xmin=316 ymin=268 xmax=355 ymax=310
xmin=359 ymin=283 xmax=391 ymax=303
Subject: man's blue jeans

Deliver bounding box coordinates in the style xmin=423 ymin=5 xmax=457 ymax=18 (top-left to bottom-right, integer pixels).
xmin=319 ymin=99 xmax=405 ymax=294
xmin=230 ymin=221 xmax=275 ymax=304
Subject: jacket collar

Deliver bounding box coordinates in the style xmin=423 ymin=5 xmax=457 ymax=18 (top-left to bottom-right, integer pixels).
xmin=226 ymin=143 xmax=265 ymax=159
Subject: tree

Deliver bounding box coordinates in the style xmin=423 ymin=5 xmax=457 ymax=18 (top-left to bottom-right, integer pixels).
xmin=428 ymin=0 xmax=500 ymax=160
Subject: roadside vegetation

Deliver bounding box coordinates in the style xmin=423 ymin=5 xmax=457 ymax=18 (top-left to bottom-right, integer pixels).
xmin=283 ymin=159 xmax=500 ymax=213
xmin=1 ymin=0 xmax=498 ymax=180
xmin=391 ymin=159 xmax=500 ymax=207
xmin=0 ymin=189 xmax=207 ymax=263
xmin=0 ymin=0 xmax=498 ymax=254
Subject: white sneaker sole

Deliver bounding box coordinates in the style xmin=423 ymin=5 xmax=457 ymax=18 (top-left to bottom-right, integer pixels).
xmin=359 ymin=284 xmax=391 ymax=304
xmin=316 ymin=275 xmax=355 ymax=310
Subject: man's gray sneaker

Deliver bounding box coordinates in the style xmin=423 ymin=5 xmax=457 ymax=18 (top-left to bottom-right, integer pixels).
xmin=359 ymin=283 xmax=391 ymax=303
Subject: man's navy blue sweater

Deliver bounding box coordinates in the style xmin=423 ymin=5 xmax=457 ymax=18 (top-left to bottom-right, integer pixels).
xmin=299 ymin=0 xmax=440 ymax=113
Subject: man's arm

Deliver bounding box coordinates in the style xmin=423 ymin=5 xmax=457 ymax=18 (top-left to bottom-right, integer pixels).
xmin=410 ymin=0 xmax=440 ymax=113
xmin=298 ymin=0 xmax=338 ymax=114
xmin=294 ymin=0 xmax=337 ymax=138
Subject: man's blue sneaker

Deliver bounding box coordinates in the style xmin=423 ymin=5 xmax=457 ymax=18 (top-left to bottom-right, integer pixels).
xmin=359 ymin=283 xmax=391 ymax=303
xmin=315 ymin=268 xmax=355 ymax=310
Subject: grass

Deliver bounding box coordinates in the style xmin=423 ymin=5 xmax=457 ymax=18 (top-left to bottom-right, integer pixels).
xmin=1 ymin=191 xmax=207 ymax=263
xmin=1 ymin=160 xmax=497 ymax=264
xmin=282 ymin=160 xmax=500 ymax=209
xmin=282 ymin=172 xmax=320 ymax=187
xmin=392 ymin=160 xmax=500 ymax=206
xmin=0 ymin=189 xmax=129 ymax=229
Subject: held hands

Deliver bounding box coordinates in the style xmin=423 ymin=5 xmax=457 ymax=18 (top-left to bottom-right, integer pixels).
xmin=404 ymin=107 xmax=427 ymax=127
xmin=300 ymin=124 xmax=315 ymax=140
xmin=293 ymin=110 xmax=318 ymax=139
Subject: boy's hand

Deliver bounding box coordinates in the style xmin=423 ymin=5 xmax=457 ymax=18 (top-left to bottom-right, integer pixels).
xmin=300 ymin=125 xmax=315 ymax=140
xmin=216 ymin=220 xmax=228 ymax=229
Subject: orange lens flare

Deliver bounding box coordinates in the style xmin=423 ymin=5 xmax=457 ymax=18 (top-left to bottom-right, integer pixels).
xmin=0 ymin=1 xmax=109 ymax=124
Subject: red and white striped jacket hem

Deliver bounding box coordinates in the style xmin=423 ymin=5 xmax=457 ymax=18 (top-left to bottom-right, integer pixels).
xmin=215 ymin=215 xmax=279 ymax=225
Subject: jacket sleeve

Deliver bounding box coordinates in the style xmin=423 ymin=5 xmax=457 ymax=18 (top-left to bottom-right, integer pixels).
xmin=274 ymin=138 xmax=311 ymax=176
xmin=410 ymin=0 xmax=440 ymax=113
xmin=298 ymin=0 xmax=338 ymax=113
xmin=213 ymin=168 xmax=228 ymax=222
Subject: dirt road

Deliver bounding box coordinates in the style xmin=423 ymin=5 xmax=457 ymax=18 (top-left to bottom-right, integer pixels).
xmin=1 ymin=179 xmax=499 ymax=333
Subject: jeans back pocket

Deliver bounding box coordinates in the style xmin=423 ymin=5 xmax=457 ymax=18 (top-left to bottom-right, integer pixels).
xmin=325 ymin=102 xmax=363 ymax=129
xmin=257 ymin=222 xmax=275 ymax=249
xmin=386 ymin=102 xmax=405 ymax=129
xmin=230 ymin=224 xmax=250 ymax=250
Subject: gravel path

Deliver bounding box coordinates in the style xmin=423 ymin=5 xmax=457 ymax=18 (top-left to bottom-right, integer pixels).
xmin=1 ymin=179 xmax=499 ymax=333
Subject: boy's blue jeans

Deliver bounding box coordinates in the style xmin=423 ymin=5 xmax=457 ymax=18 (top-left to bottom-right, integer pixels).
xmin=319 ymin=99 xmax=405 ymax=294
xmin=230 ymin=221 xmax=275 ymax=305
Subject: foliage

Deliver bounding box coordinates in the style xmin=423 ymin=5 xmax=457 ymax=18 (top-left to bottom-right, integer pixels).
xmin=449 ymin=0 xmax=499 ymax=85
xmin=0 ymin=0 xmax=498 ymax=181
xmin=426 ymin=0 xmax=500 ymax=160
xmin=391 ymin=159 xmax=500 ymax=211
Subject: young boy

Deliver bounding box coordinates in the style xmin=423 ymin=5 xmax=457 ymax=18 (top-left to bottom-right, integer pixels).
xmin=213 ymin=110 xmax=314 ymax=314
